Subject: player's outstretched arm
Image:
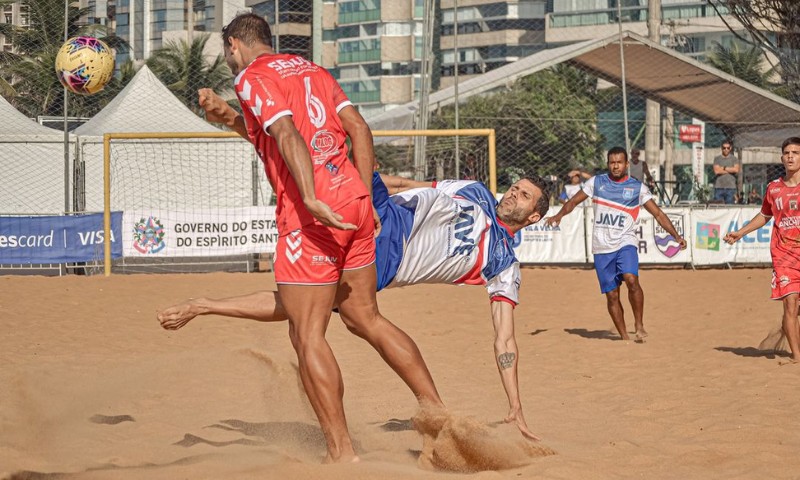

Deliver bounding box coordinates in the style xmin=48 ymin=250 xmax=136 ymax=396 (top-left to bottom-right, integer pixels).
xmin=197 ymin=88 xmax=249 ymax=141
xmin=491 ymin=299 xmax=540 ymax=441
xmin=545 ymin=189 xmax=588 ymax=227
xmin=643 ymin=200 xmax=687 ymax=250
xmin=723 ymin=212 xmax=769 ymax=244
xmin=157 ymin=290 xmax=287 ymax=330
xmin=379 ymin=174 xmax=433 ymax=194
xmin=268 ymin=117 xmax=356 ymax=230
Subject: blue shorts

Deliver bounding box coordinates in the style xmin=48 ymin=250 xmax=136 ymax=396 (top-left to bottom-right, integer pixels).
xmin=371 ymin=172 xmax=411 ymax=291
xmin=593 ymin=245 xmax=639 ymax=294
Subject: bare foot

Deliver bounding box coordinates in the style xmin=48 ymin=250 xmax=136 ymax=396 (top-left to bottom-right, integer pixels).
xmin=779 ymin=358 xmax=800 ymax=366
xmin=323 ymin=452 xmax=360 ymax=463
xmin=634 ymin=330 xmax=647 ymax=344
xmin=157 ymin=299 xmax=203 ymax=330
xmin=504 ymin=410 xmax=541 ymax=441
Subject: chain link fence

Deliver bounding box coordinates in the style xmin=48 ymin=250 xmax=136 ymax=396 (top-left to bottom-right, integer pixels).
xmin=1 ymin=0 xmax=798 ymax=273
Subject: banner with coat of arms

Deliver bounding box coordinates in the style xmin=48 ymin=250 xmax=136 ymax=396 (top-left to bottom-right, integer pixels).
xmin=122 ymin=207 xmax=279 ymax=257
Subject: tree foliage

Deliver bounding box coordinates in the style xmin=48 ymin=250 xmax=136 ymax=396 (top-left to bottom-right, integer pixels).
xmin=428 ymin=65 xmax=604 ymax=188
xmin=706 ymin=41 xmax=774 ymax=88
xmin=146 ymin=34 xmax=232 ymax=117
xmin=708 ymin=0 xmax=800 ymax=102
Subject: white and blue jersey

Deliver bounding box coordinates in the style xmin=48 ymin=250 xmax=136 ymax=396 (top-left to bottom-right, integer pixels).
xmin=372 ymin=174 xmax=521 ymax=304
xmin=582 ymin=174 xmax=654 ymax=254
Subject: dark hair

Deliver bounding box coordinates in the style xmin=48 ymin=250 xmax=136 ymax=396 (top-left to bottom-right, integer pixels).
xmin=781 ymin=136 xmax=800 ymax=152
xmin=521 ymin=174 xmax=550 ymax=218
xmin=222 ymin=13 xmax=272 ymax=48
xmin=607 ymin=146 xmax=628 ymax=162
xmin=721 ymin=139 xmax=733 ymax=148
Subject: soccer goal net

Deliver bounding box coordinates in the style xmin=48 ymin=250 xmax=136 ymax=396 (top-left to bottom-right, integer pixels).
xmin=98 ymin=129 xmax=496 ymax=275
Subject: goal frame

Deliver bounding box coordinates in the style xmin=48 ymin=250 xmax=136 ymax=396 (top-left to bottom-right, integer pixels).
xmin=101 ymin=129 xmax=496 ymax=275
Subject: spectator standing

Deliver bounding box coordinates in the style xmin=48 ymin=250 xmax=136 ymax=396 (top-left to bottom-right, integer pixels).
xmin=629 ymin=149 xmax=655 ymax=186
xmin=713 ymin=140 xmax=740 ymax=204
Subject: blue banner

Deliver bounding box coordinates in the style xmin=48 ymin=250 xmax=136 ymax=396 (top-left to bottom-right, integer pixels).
xmin=0 ymin=213 xmax=122 ymax=264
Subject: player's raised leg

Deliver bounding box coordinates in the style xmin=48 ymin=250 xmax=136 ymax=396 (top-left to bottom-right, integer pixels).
xmin=157 ymin=290 xmax=286 ymax=330
xmin=336 ymin=264 xmax=444 ymax=409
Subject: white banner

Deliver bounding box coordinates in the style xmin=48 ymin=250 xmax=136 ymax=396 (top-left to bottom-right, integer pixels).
xmin=122 ymin=207 xmax=278 ymax=257
xmin=584 ymin=206 xmax=691 ymax=264
xmin=691 ymin=207 xmax=772 ymax=265
xmin=514 ymin=206 xmax=586 ymax=263
xmin=637 ymin=207 xmax=692 ymax=264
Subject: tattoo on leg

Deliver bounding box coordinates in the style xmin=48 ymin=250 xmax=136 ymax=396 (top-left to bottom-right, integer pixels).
xmin=498 ymin=352 xmax=515 ymax=369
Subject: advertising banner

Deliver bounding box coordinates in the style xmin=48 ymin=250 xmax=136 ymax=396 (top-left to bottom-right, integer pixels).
xmin=637 ymin=207 xmax=691 ymax=264
xmin=691 ymin=118 xmax=705 ymax=186
xmin=0 ymin=213 xmax=122 ymax=264
xmin=584 ymin=206 xmax=691 ymax=264
xmin=691 ymin=207 xmax=771 ymax=265
xmin=122 ymin=207 xmax=279 ymax=257
xmin=514 ymin=206 xmax=586 ymax=263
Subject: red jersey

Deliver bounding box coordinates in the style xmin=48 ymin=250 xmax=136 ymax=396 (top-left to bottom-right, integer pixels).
xmin=234 ymin=54 xmax=368 ymax=232
xmin=761 ymin=178 xmax=800 ymax=269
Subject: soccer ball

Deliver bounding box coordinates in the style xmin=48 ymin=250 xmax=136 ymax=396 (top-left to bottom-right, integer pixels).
xmin=55 ymin=36 xmax=115 ymax=95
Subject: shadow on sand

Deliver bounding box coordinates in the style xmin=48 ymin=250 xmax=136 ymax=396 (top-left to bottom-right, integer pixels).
xmin=714 ymin=346 xmax=789 ymax=359
xmin=563 ymin=328 xmax=620 ymax=341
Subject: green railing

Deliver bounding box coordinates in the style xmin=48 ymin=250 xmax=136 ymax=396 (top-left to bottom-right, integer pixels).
xmin=550 ymin=3 xmax=729 ymax=28
xmin=339 ymin=9 xmax=380 ymax=25
xmin=338 ymin=49 xmax=381 ymax=63
xmin=346 ymin=89 xmax=381 ymax=103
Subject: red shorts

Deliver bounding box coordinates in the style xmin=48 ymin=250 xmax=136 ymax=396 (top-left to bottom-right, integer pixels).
xmin=771 ymin=266 xmax=800 ymax=300
xmin=274 ymin=196 xmax=376 ymax=285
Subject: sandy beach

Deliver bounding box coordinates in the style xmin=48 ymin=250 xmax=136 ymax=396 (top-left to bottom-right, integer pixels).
xmin=1 ymin=267 xmax=798 ymax=479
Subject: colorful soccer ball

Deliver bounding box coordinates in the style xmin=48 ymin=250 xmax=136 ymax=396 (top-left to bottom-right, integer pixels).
xmin=55 ymin=36 xmax=115 ymax=95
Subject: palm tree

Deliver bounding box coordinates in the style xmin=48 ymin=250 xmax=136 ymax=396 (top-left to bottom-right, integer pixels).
xmin=0 ymin=0 xmax=128 ymax=118
xmin=706 ymin=41 xmax=774 ymax=89
xmin=146 ymin=34 xmax=233 ymax=116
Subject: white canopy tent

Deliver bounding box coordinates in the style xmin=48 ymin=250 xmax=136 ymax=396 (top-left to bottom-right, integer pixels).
xmin=0 ymin=95 xmax=74 ymax=214
xmin=74 ymin=65 xmax=270 ymax=212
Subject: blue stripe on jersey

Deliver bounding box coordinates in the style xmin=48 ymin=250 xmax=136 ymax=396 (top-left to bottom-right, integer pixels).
xmin=372 ymin=173 xmax=408 ymax=291
xmin=593 ymin=175 xmax=643 ymax=207
xmin=450 ymin=182 xmax=518 ymax=282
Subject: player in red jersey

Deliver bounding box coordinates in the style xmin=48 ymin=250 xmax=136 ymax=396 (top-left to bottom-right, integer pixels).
xmin=725 ymin=137 xmax=800 ymax=363
xmin=214 ymin=13 xmax=444 ymax=462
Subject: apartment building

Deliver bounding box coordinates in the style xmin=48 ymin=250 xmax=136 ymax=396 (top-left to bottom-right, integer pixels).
xmin=111 ymin=0 xmax=311 ymax=64
xmin=321 ymin=0 xmax=547 ymax=117
xmin=546 ymin=0 xmax=746 ymax=59
xmin=0 ymin=1 xmax=28 ymax=52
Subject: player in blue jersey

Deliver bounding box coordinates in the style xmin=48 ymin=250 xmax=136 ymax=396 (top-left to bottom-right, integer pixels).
xmin=159 ymin=172 xmax=550 ymax=440
xmin=545 ymin=146 xmax=686 ymax=342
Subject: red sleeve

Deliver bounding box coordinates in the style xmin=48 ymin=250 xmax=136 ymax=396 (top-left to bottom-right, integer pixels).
xmin=236 ymin=69 xmax=292 ymax=133
xmin=760 ymin=189 xmax=773 ymax=217
xmin=330 ymin=77 xmax=352 ymax=113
